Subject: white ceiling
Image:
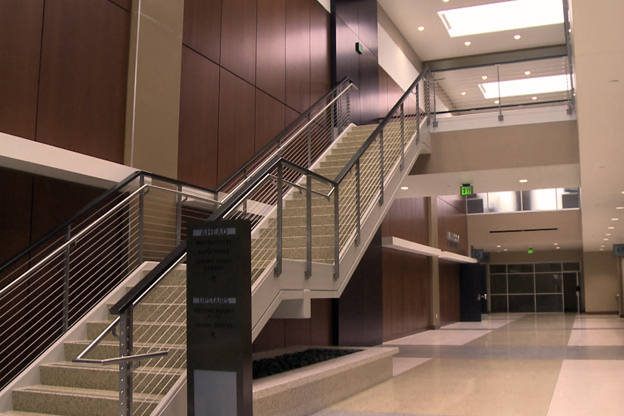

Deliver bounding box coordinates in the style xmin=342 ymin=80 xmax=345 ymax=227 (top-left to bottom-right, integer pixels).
xmin=382 ymin=0 xmax=624 ymax=254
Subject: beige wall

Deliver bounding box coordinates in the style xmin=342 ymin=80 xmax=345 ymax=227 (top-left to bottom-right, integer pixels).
xmin=411 ymin=121 xmax=579 ymax=175
xmin=489 ymin=249 xmax=583 ymax=265
xmin=583 ymin=251 xmax=619 ymax=313
xmin=124 ymin=0 xmax=184 ymax=178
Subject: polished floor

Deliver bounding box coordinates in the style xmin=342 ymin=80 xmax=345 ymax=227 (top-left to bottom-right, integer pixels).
xmin=312 ymin=313 xmax=624 ymax=416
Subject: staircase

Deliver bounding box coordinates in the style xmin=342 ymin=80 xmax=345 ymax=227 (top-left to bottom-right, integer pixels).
xmin=0 ymin=71 xmax=432 ymax=416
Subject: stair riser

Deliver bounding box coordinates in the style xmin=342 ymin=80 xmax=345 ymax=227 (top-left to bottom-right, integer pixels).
xmin=87 ymin=322 xmax=185 ymax=344
xmin=142 ymin=269 xmax=186 ymax=286
xmin=13 ymin=390 xmax=157 ymax=416
xmin=106 ymin=303 xmax=186 ymax=323
xmin=40 ymin=365 xmax=180 ymax=394
xmin=128 ymin=285 xmax=186 ymax=304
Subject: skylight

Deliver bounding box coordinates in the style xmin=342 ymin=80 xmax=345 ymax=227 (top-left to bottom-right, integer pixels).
xmin=438 ymin=0 xmax=564 ymax=37
xmin=479 ymin=74 xmax=569 ymax=99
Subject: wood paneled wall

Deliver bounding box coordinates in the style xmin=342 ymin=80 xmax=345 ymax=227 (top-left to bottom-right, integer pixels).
xmin=0 ymin=168 xmax=106 ymax=266
xmin=0 ymin=0 xmax=130 ymax=163
xmin=439 ymin=260 xmax=461 ymax=325
xmin=252 ymin=299 xmax=333 ymax=353
xmin=380 ymin=197 xmax=431 ymax=341
xmin=437 ymin=195 xmax=469 ymax=255
xmin=333 ymin=0 xmax=380 ymax=125
xmin=178 ymin=0 xmax=332 ymax=190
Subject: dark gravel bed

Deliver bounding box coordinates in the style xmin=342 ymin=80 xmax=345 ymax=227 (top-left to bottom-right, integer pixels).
xmin=252 ymin=348 xmax=362 ymax=380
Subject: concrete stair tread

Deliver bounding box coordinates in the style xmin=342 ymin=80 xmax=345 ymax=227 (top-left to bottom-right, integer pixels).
xmin=14 ymin=384 xmax=163 ymax=402
xmin=41 ymin=361 xmax=185 ymax=377
xmin=66 ymin=340 xmax=184 ymax=349
xmin=0 ymin=412 xmax=66 ymax=416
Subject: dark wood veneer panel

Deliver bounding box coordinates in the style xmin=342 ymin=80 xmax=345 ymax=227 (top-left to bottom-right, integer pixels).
xmin=183 ymin=0 xmax=221 ymax=64
xmin=36 ymin=0 xmax=129 ymax=163
xmin=0 ymin=0 xmax=44 ymax=140
xmin=285 ymin=318 xmax=312 ymax=347
xmin=256 ymin=0 xmax=286 ymax=102
xmin=108 ymin=0 xmax=131 ymax=11
xmin=309 ymin=1 xmax=331 ymax=104
xmin=285 ymin=0 xmax=311 ymax=113
xmin=253 ymin=319 xmax=285 ymax=352
xmin=310 ymin=299 xmax=333 ymax=346
xmin=255 ymin=90 xmax=285 ymax=152
xmin=439 ymin=260 xmax=460 ymax=325
xmin=220 ymin=0 xmax=256 ymax=85
xmin=217 ymin=69 xmax=256 ymax=184
xmin=178 ymin=47 xmax=220 ymax=189
xmin=0 ymin=169 xmax=33 ymax=264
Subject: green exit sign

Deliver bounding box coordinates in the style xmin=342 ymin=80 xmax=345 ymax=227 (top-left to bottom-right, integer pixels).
xmin=528 ymin=247 xmax=534 ymax=254
xmin=461 ymin=185 xmax=473 ymax=196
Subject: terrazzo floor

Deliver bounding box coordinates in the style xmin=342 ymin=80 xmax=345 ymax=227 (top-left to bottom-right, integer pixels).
xmin=311 ymin=313 xmax=624 ymax=416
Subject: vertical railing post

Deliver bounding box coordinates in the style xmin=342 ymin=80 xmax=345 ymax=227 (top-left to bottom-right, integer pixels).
xmin=378 ymin=132 xmax=384 ymax=206
xmin=345 ymin=87 xmax=351 ymax=130
xmin=426 ymin=72 xmax=431 ymax=126
xmin=400 ymin=102 xmax=405 ymax=171
xmin=416 ymin=83 xmax=421 ymax=144
xmin=305 ymin=174 xmax=312 ymax=279
xmin=175 ymin=184 xmax=182 ymax=246
xmin=62 ymin=226 xmax=71 ymax=333
xmin=118 ymin=308 xmax=133 ymax=416
xmin=137 ymin=174 xmax=145 ymax=265
xmin=497 ymin=64 xmax=504 ymax=122
xmin=330 ymin=90 xmax=337 ymax=142
xmin=307 ymin=115 xmax=312 ymax=168
xmin=275 ymin=164 xmax=283 ymax=277
xmin=432 ymin=72 xmax=438 ymax=128
xmin=355 ymin=160 xmax=361 ymax=247
xmin=333 ymin=184 xmax=340 ymax=281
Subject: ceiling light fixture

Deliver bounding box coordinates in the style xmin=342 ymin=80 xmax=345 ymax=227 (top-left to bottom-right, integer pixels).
xmin=461 ymin=91 xmax=467 ymax=95
xmin=514 ymin=34 xmax=521 ymax=39
xmin=554 ymin=243 xmax=558 ymax=245
xmin=556 ymin=247 xmax=561 ymax=250
xmin=497 ymin=245 xmax=501 ymax=248
xmin=400 ymin=186 xmax=409 ymax=190
xmin=494 ymin=100 xmax=500 ymax=104
xmin=437 ymin=0 xmax=564 ymax=37
xmin=418 ymin=26 xmax=425 ymax=31
xmin=532 ymin=96 xmax=538 ymax=100
xmin=606 ymin=233 xmax=612 ymax=236
xmin=525 ymin=71 xmax=531 ymax=76
xmin=519 ymin=179 xmax=528 ymax=183
xmin=612 ymin=218 xmax=620 ymax=221
xmin=504 ymin=249 xmax=508 ymax=251
xmin=482 ymin=76 xmax=488 ymax=80
xmin=604 ymin=238 xmax=609 ymax=241
xmin=479 ymin=75 xmax=569 ymax=99
xmin=464 ymin=41 xmax=472 ymax=46
xmin=609 ymin=227 xmax=615 ymax=229
xmin=617 ymin=207 xmax=624 ymax=210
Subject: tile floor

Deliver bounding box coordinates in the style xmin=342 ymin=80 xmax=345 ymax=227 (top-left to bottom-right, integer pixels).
xmin=312 ymin=313 xmax=624 ymax=416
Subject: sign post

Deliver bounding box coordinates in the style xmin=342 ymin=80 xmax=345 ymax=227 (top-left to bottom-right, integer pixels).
xmin=187 ymin=221 xmax=252 ymax=416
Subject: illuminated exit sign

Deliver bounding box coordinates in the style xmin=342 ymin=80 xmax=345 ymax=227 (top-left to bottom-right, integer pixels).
xmin=461 ymin=184 xmax=473 ymax=196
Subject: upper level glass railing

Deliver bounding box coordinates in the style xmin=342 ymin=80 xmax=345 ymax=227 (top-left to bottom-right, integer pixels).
xmin=431 ymin=55 xmax=574 ymax=124
xmin=467 ymin=187 xmax=579 ymax=214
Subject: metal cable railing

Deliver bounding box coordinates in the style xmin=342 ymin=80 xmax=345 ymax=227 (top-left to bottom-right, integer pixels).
xmin=77 ymin=78 xmax=358 ymax=416
xmin=431 ymin=56 xmax=572 ymax=123
xmin=0 ymin=173 xmax=218 ymax=392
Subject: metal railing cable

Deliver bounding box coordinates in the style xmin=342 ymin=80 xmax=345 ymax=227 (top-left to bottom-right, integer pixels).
xmin=87 ymin=80 xmax=357 ymax=415
xmin=0 ymin=173 xmax=218 ymax=392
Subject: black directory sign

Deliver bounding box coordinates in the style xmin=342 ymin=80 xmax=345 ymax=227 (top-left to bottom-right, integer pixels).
xmin=187 ymin=221 xmax=252 ymax=416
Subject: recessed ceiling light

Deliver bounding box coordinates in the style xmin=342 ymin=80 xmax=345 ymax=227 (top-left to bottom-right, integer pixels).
xmin=600 ymin=248 xmax=604 ymax=251
xmin=621 ymin=191 xmax=624 ymax=194
xmin=400 ymin=186 xmax=409 ymax=190
xmin=461 ymin=91 xmax=467 ymax=95
xmin=519 ymin=179 xmax=528 ymax=183
xmin=556 ymin=247 xmax=561 ymax=250
xmin=482 ymin=76 xmax=488 ymax=80
xmin=606 ymin=233 xmax=612 ymax=236
xmin=443 ymin=0 xmax=450 ymax=2
xmin=604 ymin=238 xmax=609 ymax=241
xmin=612 ymin=218 xmax=620 ymax=221
xmin=601 ymin=245 xmax=606 ymax=248
xmin=497 ymin=245 xmax=501 ymax=248
xmin=437 ymin=0 xmax=564 ymax=37
xmin=479 ymin=75 xmax=569 ymax=99
xmin=514 ymin=34 xmax=521 ymax=39
xmin=494 ymin=100 xmax=500 ymax=104
xmin=525 ymin=71 xmax=531 ymax=76
xmin=418 ymin=26 xmax=425 ymax=31
xmin=617 ymin=207 xmax=624 ymax=210
xmin=464 ymin=41 xmax=472 ymax=46
xmin=554 ymin=243 xmax=558 ymax=245
xmin=532 ymin=96 xmax=538 ymax=100
xmin=609 ymin=227 xmax=615 ymax=229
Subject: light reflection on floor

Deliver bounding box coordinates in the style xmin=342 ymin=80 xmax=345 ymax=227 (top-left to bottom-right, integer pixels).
xmin=312 ymin=313 xmax=624 ymax=416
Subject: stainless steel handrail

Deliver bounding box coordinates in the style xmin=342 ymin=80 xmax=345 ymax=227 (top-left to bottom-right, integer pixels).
xmin=220 ymin=81 xmax=357 ymax=206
